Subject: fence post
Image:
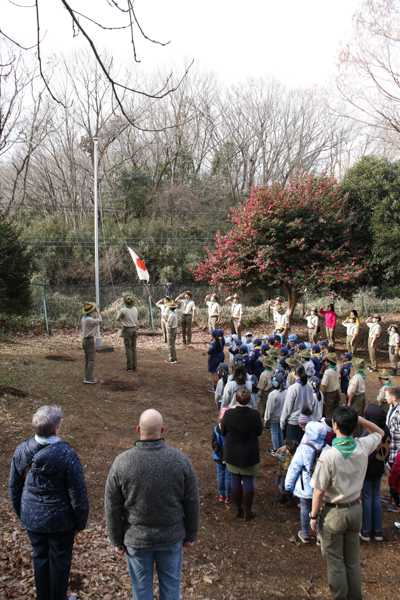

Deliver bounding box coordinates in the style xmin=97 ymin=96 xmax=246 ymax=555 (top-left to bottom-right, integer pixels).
xmin=148 ymin=285 xmax=155 ymax=331
xmin=42 ymin=285 xmax=50 ymax=336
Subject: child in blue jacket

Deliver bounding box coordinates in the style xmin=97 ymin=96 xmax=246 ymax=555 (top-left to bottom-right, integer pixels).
xmin=340 ymin=352 xmax=352 ymax=402
xmin=212 ymin=421 xmax=232 ymax=504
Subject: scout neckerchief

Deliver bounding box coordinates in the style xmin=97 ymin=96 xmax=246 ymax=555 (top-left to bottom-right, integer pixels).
xmin=349 ymin=323 xmax=357 ymax=335
xmin=369 ymin=322 xmax=380 ymax=336
xmin=355 ymin=370 xmax=367 ymax=380
xmin=383 ymin=380 xmax=393 ymax=388
xmin=332 ymin=436 xmax=357 ymax=458
xmin=325 ymin=365 xmax=337 ymax=372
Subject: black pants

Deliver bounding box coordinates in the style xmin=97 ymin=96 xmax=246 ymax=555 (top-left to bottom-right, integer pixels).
xmin=27 ymin=529 xmax=75 ymax=600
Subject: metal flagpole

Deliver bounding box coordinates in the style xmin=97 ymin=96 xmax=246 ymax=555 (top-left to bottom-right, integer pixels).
xmin=94 ymin=138 xmax=102 ymax=347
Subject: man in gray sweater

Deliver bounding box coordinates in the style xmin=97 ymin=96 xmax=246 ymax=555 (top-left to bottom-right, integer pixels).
xmin=105 ymin=409 xmax=200 ymax=600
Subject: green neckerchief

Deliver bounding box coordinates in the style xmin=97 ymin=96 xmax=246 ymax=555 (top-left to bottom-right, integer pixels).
xmin=84 ymin=314 xmax=91 ymax=319
xmin=356 ymin=370 xmax=367 ymax=380
xmin=264 ymin=366 xmax=273 ymax=371
xmin=325 ymin=365 xmax=337 ymax=373
xmin=383 ymin=381 xmax=393 ymax=387
xmin=332 ymin=436 xmax=357 ymax=459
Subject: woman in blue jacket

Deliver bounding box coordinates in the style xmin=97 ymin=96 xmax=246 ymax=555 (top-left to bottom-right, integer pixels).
xmin=9 ymin=405 xmax=89 ymax=600
xmin=285 ymin=421 xmax=328 ymax=544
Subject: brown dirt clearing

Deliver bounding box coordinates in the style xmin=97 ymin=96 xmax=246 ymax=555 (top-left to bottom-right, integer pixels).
xmin=0 ymin=320 xmax=399 ymax=600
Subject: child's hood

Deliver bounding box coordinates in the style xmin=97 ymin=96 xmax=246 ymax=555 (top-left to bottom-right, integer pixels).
xmin=304 ymin=421 xmax=327 ymax=449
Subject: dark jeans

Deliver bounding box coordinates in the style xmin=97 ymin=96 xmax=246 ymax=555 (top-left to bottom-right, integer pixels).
xmin=229 ymin=472 xmax=255 ymax=491
xmin=27 ymin=529 xmax=75 ymax=600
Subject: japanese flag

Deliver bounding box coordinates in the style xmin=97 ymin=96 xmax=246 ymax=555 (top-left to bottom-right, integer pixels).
xmin=127 ymin=247 xmax=149 ymax=282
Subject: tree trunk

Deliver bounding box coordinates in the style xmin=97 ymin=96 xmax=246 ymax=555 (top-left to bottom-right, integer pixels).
xmin=284 ymin=286 xmax=302 ymax=322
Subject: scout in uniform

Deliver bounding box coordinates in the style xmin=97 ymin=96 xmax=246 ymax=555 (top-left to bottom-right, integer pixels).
xmin=366 ymin=314 xmax=382 ymax=372
xmin=304 ymin=307 xmax=319 ymax=345
xmin=81 ymin=301 xmax=102 ymax=384
xmin=257 ymin=355 xmax=276 ymax=419
xmin=225 ymin=293 xmax=243 ymax=339
xmin=164 ymin=301 xmax=179 ymax=363
xmin=175 ymin=291 xmax=196 ymax=345
xmin=156 ymin=296 xmax=171 ymax=343
xmin=310 ymin=407 xmax=384 ymax=600
xmin=116 ymin=293 xmax=139 ymax=372
xmin=299 ymin=349 xmax=315 ymax=378
xmin=269 ymin=296 xmax=285 ymax=326
xmin=376 ymin=369 xmax=393 ymax=415
xmin=347 ymin=357 xmax=367 ymax=437
xmin=342 ymin=315 xmax=359 ymax=355
xmin=275 ymin=306 xmax=290 ymax=344
xmin=286 ymin=355 xmax=301 ymax=386
xmin=387 ymin=323 xmax=400 ymax=376
xmin=320 ymin=352 xmax=340 ymax=418
xmin=205 ymin=294 xmax=222 ymax=333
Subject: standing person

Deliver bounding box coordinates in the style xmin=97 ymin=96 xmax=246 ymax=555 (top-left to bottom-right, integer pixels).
xmin=319 ymin=304 xmax=337 ymax=346
xmin=385 ymin=386 xmax=400 ymax=512
xmin=225 ymin=293 xmax=243 ymax=339
xmin=304 ymin=307 xmax=319 ymax=345
xmin=387 ymin=323 xmax=400 ymax=377
xmin=105 ymin=409 xmax=200 ymax=600
xmin=269 ymin=296 xmax=285 ymax=327
xmin=286 ymin=355 xmax=301 ymax=386
xmin=221 ymin=365 xmax=252 ymax=409
xmin=207 ymin=329 xmax=225 ymax=393
xmin=275 ymin=305 xmax=290 ymax=344
xmin=156 ymin=296 xmax=171 ymax=343
xmin=342 ymin=315 xmax=359 ymax=356
xmin=212 ymin=418 xmax=233 ymax=504
xmin=359 ymin=404 xmax=390 ymax=542
xmin=257 ymin=355 xmax=276 ymax=419
xmin=81 ymin=301 xmax=102 ymax=384
xmin=9 ymin=405 xmax=89 ymax=600
xmin=320 ymin=353 xmax=341 ymax=419
xmin=165 ymin=301 xmax=179 ymax=364
xmin=117 ymin=293 xmax=139 ymax=372
xmin=175 ymin=291 xmax=196 ymax=345
xmin=220 ymin=387 xmax=263 ymax=520
xmin=376 ymin=369 xmax=393 ymax=414
xmin=264 ymin=372 xmax=287 ymax=452
xmin=280 ymin=364 xmax=315 ymax=444
xmin=366 ymin=314 xmax=382 ymax=372
xmin=310 ymin=406 xmax=384 ymax=600
xmin=347 ymin=358 xmax=367 ymax=437
xmin=205 ymin=294 xmax=221 ymax=332
xmin=339 ymin=352 xmax=352 ymax=403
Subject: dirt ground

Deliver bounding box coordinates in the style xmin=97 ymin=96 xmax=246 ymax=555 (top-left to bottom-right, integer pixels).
xmin=0 ymin=318 xmax=399 ymax=600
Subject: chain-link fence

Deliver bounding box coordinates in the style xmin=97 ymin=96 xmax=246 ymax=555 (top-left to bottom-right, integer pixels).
xmin=29 ymin=284 xmax=400 ymax=335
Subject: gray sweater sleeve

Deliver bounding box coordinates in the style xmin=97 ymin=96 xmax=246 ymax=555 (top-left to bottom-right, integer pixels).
xmin=182 ymin=459 xmax=200 ymax=542
xmin=104 ymin=464 xmax=125 ymax=547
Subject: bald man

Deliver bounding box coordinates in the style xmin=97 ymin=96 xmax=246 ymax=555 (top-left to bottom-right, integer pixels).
xmin=105 ymin=409 xmax=200 ymax=600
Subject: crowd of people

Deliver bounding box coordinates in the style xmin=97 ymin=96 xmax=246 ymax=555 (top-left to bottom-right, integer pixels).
xmin=7 ymin=293 xmax=400 ymax=600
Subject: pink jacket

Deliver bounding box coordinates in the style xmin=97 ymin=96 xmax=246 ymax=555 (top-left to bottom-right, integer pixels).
xmin=319 ymin=309 xmax=337 ymax=329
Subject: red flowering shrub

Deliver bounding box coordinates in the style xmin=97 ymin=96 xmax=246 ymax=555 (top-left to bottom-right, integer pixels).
xmin=193 ymin=172 xmax=366 ymax=317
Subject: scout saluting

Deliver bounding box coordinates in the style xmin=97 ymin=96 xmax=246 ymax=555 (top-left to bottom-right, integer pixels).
xmin=164 ymin=301 xmax=179 ymax=364
xmin=175 ymin=291 xmax=196 ymax=345
xmin=366 ymin=314 xmax=382 ymax=372
xmin=205 ymin=294 xmax=222 ymax=332
xmin=156 ymin=296 xmax=171 ymax=343
xmin=116 ymin=293 xmax=139 ymax=372
xmin=387 ymin=323 xmax=400 ymax=377
xmin=376 ymin=369 xmax=393 ymax=415
xmin=81 ymin=301 xmax=102 ymax=384
xmin=347 ymin=357 xmax=367 ymax=437
xmin=225 ymin=293 xmax=243 ymax=339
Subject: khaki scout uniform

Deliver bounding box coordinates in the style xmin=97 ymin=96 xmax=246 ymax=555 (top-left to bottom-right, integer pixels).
xmin=206 ymin=301 xmax=221 ymax=332
xmin=321 ymin=366 xmax=340 ymax=418
xmin=81 ymin=315 xmax=101 ymax=380
xmin=305 ymin=314 xmax=319 ymax=344
xmin=377 ymin=382 xmax=392 ymax=415
xmin=118 ymin=307 xmax=139 ymax=370
xmin=229 ymin=302 xmax=243 ymax=339
xmin=347 ymin=373 xmax=366 ymax=437
xmin=314 ymin=432 xmax=381 ymax=600
xmin=276 ymin=311 xmax=290 ymax=344
xmin=367 ymin=322 xmax=381 ymax=371
xmin=160 ymin=304 xmax=169 ymax=343
xmin=388 ymin=330 xmax=400 ymax=370
xmin=257 ymin=368 xmax=274 ymax=419
xmin=178 ymin=298 xmax=196 ymax=344
xmin=166 ymin=311 xmax=178 ymax=362
xmin=344 ymin=322 xmax=359 ymax=355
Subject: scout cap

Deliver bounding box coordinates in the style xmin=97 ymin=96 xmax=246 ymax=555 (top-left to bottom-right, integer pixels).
xmin=246 ymin=331 xmax=253 ymax=337
xmin=184 ymin=290 xmax=193 ymax=297
xmin=275 ymin=326 xmax=284 ymax=332
xmin=349 ymin=315 xmax=356 ymax=321
xmin=267 ymin=348 xmax=280 ymax=358
xmin=312 ymin=344 xmax=321 ymax=352
xmin=253 ymin=338 xmax=262 ymax=346
xmin=341 ymin=352 xmax=352 ymax=360
xmin=276 ymin=296 xmax=283 ymax=302
xmin=352 ymin=357 xmax=368 ymax=371
xmin=372 ymin=314 xmax=381 ymax=320
xmin=168 ymin=301 xmax=179 ymax=309
xmin=276 ymin=306 xmax=284 ymax=313
xmin=320 ymin=340 xmax=328 ymax=347
xmin=123 ymin=293 xmax=135 ymax=307
xmin=310 ymin=307 xmax=318 ymax=312
xmin=378 ymin=369 xmax=390 ymax=379
xmin=232 ymin=293 xmax=239 ymax=299
xmin=232 ymin=354 xmax=244 ymax=366
xmin=82 ymin=301 xmax=96 ymax=314
xmin=280 ymin=347 xmax=289 ymax=356
xmin=297 ymin=343 xmax=307 ymax=350
xmin=288 ymin=334 xmax=297 ymax=341
xmin=390 ymin=324 xmax=399 ymax=330
xmin=324 ymin=352 xmax=338 ymax=364
xmin=300 ymin=349 xmax=312 ymax=359
xmin=211 ymin=329 xmax=220 ymax=337
xmin=286 ymin=355 xmax=301 ymax=367
xmin=260 ymin=355 xmax=276 ymax=368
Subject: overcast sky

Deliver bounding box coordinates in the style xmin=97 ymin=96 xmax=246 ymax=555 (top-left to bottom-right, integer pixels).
xmin=2 ymin=0 xmax=361 ymax=87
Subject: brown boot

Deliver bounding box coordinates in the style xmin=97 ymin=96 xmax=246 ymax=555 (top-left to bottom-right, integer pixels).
xmin=285 ymin=496 xmax=297 ymax=508
xmin=278 ymin=493 xmax=288 ymax=504
xmin=230 ymin=486 xmax=244 ymax=518
xmin=242 ymin=490 xmax=256 ymax=521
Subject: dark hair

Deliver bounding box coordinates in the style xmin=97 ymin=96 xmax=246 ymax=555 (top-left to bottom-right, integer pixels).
xmin=328 ymin=304 xmax=335 ymax=311
xmin=214 ymin=336 xmax=222 ymax=353
xmin=332 ymin=405 xmax=358 ymax=436
xmin=350 ymin=309 xmax=358 ymax=317
xmin=301 ymin=405 xmax=312 ymax=416
xmin=295 ymin=364 xmax=308 ymax=386
xmin=233 ymin=364 xmax=247 ymax=385
xmin=236 ymin=386 xmax=251 ymax=406
xmin=387 ymin=386 xmax=400 ymax=401
xmin=274 ymin=335 xmax=281 ymax=342
xmin=327 ymin=346 xmax=335 ymax=353
xmin=286 ymin=439 xmax=299 ymax=455
xmin=239 ymin=347 xmax=247 ymax=355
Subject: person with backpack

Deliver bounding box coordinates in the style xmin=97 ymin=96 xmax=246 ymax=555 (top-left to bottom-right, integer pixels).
xmin=249 ymin=375 xmax=260 ymax=409
xmin=264 ymin=372 xmax=287 ymax=453
xmin=215 ymin=363 xmax=230 ymax=413
xmin=285 ymin=421 xmax=328 ymax=544
xmin=220 ymin=365 xmax=252 ymax=410
xmin=249 ymin=339 xmax=263 ymax=376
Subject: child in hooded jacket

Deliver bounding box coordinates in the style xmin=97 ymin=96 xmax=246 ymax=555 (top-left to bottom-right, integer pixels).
xmin=212 ymin=417 xmax=233 ymax=505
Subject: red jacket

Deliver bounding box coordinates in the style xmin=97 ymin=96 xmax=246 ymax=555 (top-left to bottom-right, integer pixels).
xmin=388 ymin=451 xmax=400 ymax=493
